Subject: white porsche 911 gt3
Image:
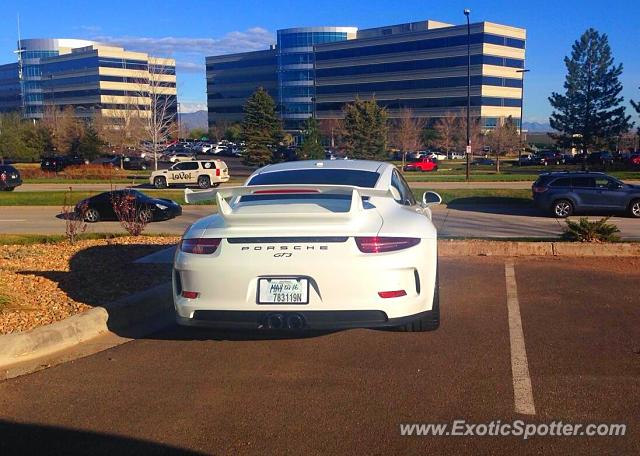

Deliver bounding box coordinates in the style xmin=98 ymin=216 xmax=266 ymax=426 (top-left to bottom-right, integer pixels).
xmin=173 ymin=160 xmax=442 ymax=332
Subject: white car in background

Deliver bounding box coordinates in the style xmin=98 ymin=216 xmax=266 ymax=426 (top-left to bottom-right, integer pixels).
xmin=173 ymin=160 xmax=441 ymax=332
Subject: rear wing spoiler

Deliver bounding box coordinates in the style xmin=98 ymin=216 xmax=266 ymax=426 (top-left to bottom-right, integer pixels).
xmin=184 ymin=185 xmax=393 ymax=221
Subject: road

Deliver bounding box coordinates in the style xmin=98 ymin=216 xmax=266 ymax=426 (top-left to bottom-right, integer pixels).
xmin=12 ymin=180 xmax=640 ymax=192
xmin=0 ymin=256 xmax=638 ymax=455
xmin=1 ymin=204 xmax=639 ymax=239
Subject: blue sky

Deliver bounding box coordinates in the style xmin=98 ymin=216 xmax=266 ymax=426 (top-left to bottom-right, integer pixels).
xmin=1 ymin=0 xmax=638 ymax=123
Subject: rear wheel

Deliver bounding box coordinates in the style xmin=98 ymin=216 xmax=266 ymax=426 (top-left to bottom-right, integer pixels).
xmin=552 ymin=199 xmax=573 ymax=218
xmin=154 ymin=176 xmax=167 ymax=189
xmin=198 ymin=175 xmax=211 ymax=189
xmin=395 ymin=271 xmax=440 ymax=332
xmin=84 ymin=208 xmax=100 ymax=223
xmin=628 ymin=199 xmax=640 ymax=218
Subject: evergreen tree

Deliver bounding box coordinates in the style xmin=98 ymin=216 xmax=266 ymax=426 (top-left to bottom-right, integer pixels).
xmin=342 ymin=98 xmax=388 ymax=160
xmin=549 ymin=28 xmax=632 ymax=154
xmin=241 ymin=87 xmax=283 ymax=166
xmin=631 ymin=87 xmax=640 ymax=120
xmin=78 ymin=124 xmax=105 ymax=160
xmin=298 ymin=118 xmax=325 ymax=159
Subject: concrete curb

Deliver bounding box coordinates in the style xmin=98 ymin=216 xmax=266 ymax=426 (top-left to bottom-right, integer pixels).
xmin=438 ymin=240 xmax=640 ymax=257
xmin=0 ymin=282 xmax=173 ymax=377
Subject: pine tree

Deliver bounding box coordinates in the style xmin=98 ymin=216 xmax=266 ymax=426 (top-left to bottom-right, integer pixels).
xmin=298 ymin=117 xmax=324 ymax=160
xmin=632 ymin=87 xmax=640 ymax=119
xmin=342 ymin=98 xmax=388 ymax=160
xmin=549 ymin=28 xmax=632 ymax=154
xmin=241 ymin=87 xmax=283 ymax=166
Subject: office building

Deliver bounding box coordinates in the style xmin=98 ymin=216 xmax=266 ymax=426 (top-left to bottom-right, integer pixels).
xmin=0 ymin=38 xmax=177 ymax=126
xmin=206 ymin=19 xmax=526 ymax=132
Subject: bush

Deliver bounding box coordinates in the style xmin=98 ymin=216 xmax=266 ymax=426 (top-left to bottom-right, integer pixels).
xmin=563 ymin=217 xmax=620 ymax=243
xmin=17 ymin=164 xmax=126 ymax=180
xmin=110 ymin=190 xmax=151 ymax=236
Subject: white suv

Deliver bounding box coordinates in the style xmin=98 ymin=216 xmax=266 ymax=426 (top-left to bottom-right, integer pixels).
xmin=150 ymin=160 xmax=230 ymax=189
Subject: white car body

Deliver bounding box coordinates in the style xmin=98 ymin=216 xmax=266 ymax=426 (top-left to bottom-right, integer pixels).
xmin=168 ymin=152 xmax=196 ymax=163
xmin=173 ymin=160 xmax=441 ymax=331
xmin=427 ymin=152 xmax=447 ymax=161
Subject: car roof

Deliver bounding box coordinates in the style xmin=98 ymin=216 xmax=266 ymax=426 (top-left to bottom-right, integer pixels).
xmin=255 ymin=160 xmax=389 ymax=175
xmin=541 ymin=171 xmax=607 ymax=177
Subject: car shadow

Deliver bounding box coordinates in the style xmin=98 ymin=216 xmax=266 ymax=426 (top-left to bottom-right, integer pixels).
xmin=0 ymin=420 xmax=206 ymax=455
xmin=150 ymin=325 xmax=339 ymax=342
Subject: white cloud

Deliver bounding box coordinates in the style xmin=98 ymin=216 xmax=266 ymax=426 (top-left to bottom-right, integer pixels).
xmin=92 ymin=27 xmax=275 ymax=58
xmin=175 ymin=61 xmax=205 ymax=73
xmin=179 ymin=102 xmax=207 ymax=113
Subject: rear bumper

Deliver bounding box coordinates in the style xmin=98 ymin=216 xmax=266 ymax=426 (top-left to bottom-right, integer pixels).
xmin=176 ymin=309 xmax=434 ymax=330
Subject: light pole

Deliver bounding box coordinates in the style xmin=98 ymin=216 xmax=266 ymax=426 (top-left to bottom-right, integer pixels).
xmin=516 ymin=68 xmax=530 ymax=161
xmin=464 ymin=8 xmax=471 ymax=181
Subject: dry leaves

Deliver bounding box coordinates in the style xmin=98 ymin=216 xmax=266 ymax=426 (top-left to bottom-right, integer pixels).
xmin=0 ymin=236 xmax=179 ymax=335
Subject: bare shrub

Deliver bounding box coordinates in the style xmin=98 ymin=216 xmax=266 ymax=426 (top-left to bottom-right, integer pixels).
xmin=64 ymin=165 xmax=126 ymax=180
xmin=110 ymin=190 xmax=152 ymax=236
xmin=62 ymin=187 xmax=87 ymax=244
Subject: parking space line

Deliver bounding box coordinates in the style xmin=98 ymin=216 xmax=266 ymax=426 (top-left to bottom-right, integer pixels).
xmin=505 ymin=260 xmax=536 ymax=415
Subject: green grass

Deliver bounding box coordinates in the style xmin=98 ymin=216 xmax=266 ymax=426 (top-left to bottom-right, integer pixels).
xmin=0 ymin=293 xmax=10 ymax=311
xmin=1 ymin=188 xmax=533 ymax=206
xmin=0 ymin=190 xmax=217 ymax=206
xmin=0 ymin=232 xmax=178 ymax=246
xmin=413 ymin=188 xmax=532 ymax=205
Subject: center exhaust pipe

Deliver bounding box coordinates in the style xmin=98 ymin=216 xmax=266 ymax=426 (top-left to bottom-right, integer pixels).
xmin=286 ymin=313 xmax=305 ymax=330
xmin=266 ymin=313 xmax=285 ymax=330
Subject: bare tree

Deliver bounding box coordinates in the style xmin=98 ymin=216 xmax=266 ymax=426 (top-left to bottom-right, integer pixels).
xmin=318 ymin=118 xmax=343 ymax=150
xmin=433 ymin=113 xmax=459 ymax=154
xmin=93 ymin=97 xmax=146 ymax=154
xmin=392 ymin=108 xmax=425 ymax=167
xmin=486 ymin=117 xmax=519 ymax=172
xmin=42 ymin=105 xmax=85 ymax=154
xmin=62 ymin=187 xmax=87 ymax=244
xmin=137 ymin=58 xmax=178 ymax=170
xmin=455 ymin=115 xmax=484 ymax=156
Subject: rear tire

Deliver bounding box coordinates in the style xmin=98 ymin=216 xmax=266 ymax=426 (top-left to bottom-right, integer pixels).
xmin=395 ymin=271 xmax=440 ymax=332
xmin=552 ymin=199 xmax=573 ymax=218
xmin=198 ymin=175 xmax=211 ymax=189
xmin=628 ymin=199 xmax=640 ymax=218
xmin=154 ymin=176 xmax=167 ymax=189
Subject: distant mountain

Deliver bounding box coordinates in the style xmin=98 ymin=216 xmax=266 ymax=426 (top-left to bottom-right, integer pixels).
xmin=179 ymin=110 xmax=208 ymax=131
xmin=523 ymin=121 xmax=551 ymax=132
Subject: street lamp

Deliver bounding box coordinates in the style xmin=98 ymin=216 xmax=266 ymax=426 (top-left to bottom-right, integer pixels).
xmin=516 ymin=68 xmax=530 ymax=161
xmin=464 ymin=8 xmax=471 ymax=181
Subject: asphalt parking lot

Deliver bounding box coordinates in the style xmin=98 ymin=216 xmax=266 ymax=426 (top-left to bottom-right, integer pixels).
xmin=0 ymin=256 xmax=638 ymax=455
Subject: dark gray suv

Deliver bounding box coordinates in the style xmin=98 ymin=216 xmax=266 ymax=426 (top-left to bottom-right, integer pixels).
xmin=532 ymin=172 xmax=640 ymax=218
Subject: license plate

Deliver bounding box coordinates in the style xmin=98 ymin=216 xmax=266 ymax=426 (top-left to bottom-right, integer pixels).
xmin=258 ymin=278 xmax=309 ymax=304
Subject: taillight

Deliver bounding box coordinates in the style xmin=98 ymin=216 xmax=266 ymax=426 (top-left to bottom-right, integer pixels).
xmin=532 ymin=186 xmax=548 ymax=193
xmin=355 ymin=237 xmax=420 ymax=253
xmin=378 ymin=290 xmax=407 ymax=298
xmin=216 ymin=169 xmax=220 ymax=176
xmin=180 ymin=238 xmax=221 ymax=254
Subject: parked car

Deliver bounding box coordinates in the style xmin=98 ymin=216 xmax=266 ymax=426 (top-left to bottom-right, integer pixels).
xmin=174 ymin=160 xmax=442 ymax=332
xmin=403 ymin=157 xmax=438 ymax=172
xmin=150 ymin=160 xmax=230 ymax=189
xmin=164 ymin=151 xmax=197 ymax=163
xmin=75 ymin=190 xmax=182 ymax=223
xmin=517 ymin=154 xmax=542 ymax=166
xmin=628 ymin=154 xmax=640 ymax=167
xmin=426 ymin=152 xmax=447 ymax=161
xmin=106 ymin=155 xmax=150 ymax=170
xmin=41 ymin=155 xmax=88 ymax=172
xmin=448 ymin=152 xmax=465 ymax=160
xmin=535 ymin=151 xmax=564 ymax=165
xmin=471 ymin=158 xmax=496 ymax=166
xmin=587 ymin=151 xmax=614 ymax=167
xmin=0 ymin=165 xmax=22 ymax=191
xmin=532 ymin=171 xmax=640 ymax=218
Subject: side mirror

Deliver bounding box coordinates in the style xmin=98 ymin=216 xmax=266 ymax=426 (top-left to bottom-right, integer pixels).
xmin=422 ymin=191 xmax=442 ymax=207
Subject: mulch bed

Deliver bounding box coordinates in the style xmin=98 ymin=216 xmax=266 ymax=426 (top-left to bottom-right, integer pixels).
xmin=0 ymin=236 xmax=179 ymax=335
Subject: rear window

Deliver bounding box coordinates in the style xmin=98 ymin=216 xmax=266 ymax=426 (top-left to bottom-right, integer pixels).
xmin=534 ymin=175 xmax=554 ymax=186
xmin=571 ymin=177 xmax=595 ymax=188
xmin=248 ymin=169 xmax=380 ymax=188
xmin=550 ymin=177 xmax=571 ymax=187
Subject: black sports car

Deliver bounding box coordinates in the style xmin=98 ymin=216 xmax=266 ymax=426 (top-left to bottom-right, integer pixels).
xmin=75 ymin=190 xmax=182 ymax=223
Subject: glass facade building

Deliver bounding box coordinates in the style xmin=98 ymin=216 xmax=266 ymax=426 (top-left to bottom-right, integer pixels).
xmin=276 ymin=27 xmax=356 ymax=130
xmin=205 ymin=19 xmax=526 ymax=132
